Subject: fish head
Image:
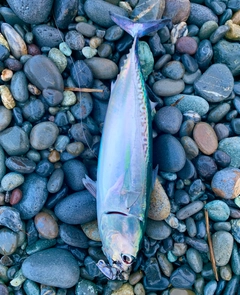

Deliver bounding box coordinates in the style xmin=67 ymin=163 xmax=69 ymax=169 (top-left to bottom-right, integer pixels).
xmin=97 ymin=212 xmax=143 ymax=280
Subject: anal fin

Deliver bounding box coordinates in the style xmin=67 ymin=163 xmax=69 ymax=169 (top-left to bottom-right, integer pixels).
xmin=82 ymin=175 xmax=97 ymax=198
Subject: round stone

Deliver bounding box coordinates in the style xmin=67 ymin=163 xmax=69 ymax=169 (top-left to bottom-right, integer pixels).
xmin=59 ymin=223 xmax=89 ymax=248
xmin=54 ymin=191 xmax=97 ymax=225
xmin=193 ymin=122 xmax=218 ymax=155
xmin=48 ymin=48 xmax=67 ymax=73
xmin=146 ymin=219 xmax=172 ymax=240
xmin=153 ymin=134 xmax=186 ymax=173
xmin=148 ymin=176 xmax=170 ymax=221
xmin=34 ymin=212 xmax=58 ymax=239
xmin=76 ymin=22 xmax=96 ymax=38
xmin=205 ymin=200 xmax=230 ymax=221
xmin=81 ymin=220 xmax=101 ymax=242
xmin=70 ymin=60 xmax=94 ymax=88
xmin=211 ymin=167 xmax=240 ymax=199
xmin=180 ymin=136 xmax=199 ymax=160
xmin=0 ymin=228 xmax=18 ymax=255
xmin=188 ymin=3 xmax=218 ymax=27
xmin=1 ymin=172 xmax=24 ymax=191
xmin=62 ymin=159 xmax=87 ymax=191
xmin=199 ymin=21 xmax=218 ymax=40
xmin=170 ymin=265 xmax=196 ymax=289
xmin=0 ymin=106 xmax=12 ymax=132
xmin=30 ymin=122 xmax=59 ymax=150
xmin=153 ymin=79 xmax=185 ymax=97
xmin=186 ymin=248 xmax=203 ymax=273
xmin=154 ymin=106 xmax=182 ymax=134
xmin=218 ymin=137 xmax=240 ymax=168
xmin=76 ymin=279 xmax=98 ymax=295
xmin=22 ymin=248 xmax=80 ymax=288
xmin=84 ymin=57 xmax=118 ymax=80
xmin=194 ymin=155 xmax=217 ymax=179
xmin=162 ymin=61 xmax=185 ymax=80
xmin=176 ymin=37 xmax=198 ymax=55
xmin=65 ymin=30 xmax=85 ymax=51
xmin=32 ymin=24 xmax=64 ymax=48
xmin=10 ymin=188 xmax=22 ymax=205
xmin=163 ymin=0 xmax=190 ymax=24
xmin=212 ymin=231 xmax=233 ymax=266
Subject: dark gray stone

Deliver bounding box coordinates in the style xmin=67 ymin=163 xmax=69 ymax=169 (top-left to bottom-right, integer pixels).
xmin=13 ymin=173 xmax=48 ymax=219
xmin=6 ymin=156 xmax=36 ymax=174
xmin=6 ymin=0 xmax=54 ymax=24
xmin=146 ymin=219 xmax=172 ymax=240
xmin=59 ymin=224 xmax=89 ymax=248
xmin=170 ymin=265 xmax=196 ymax=288
xmin=54 ymin=190 xmax=97 ymax=224
xmin=53 ymin=0 xmax=78 ymax=29
xmin=154 ymin=106 xmax=182 ymax=134
xmin=10 ymin=71 xmax=28 ymax=103
xmin=22 ymin=99 xmax=45 ymax=122
xmin=22 ymin=248 xmax=80 ymax=288
xmin=188 ymin=3 xmax=218 ymax=27
xmin=70 ymin=60 xmax=93 ymax=88
xmin=32 ymin=25 xmax=64 ymax=48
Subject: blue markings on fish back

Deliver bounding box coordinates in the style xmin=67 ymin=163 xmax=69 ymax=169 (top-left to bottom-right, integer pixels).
xmin=109 ymin=12 xmax=171 ymax=38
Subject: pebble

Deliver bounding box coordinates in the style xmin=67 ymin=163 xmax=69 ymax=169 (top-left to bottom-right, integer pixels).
xmin=32 ymin=24 xmax=64 ymax=48
xmin=193 ymin=122 xmax=218 ymax=155
xmin=170 ymin=265 xmax=196 ymax=289
xmin=110 ymin=283 xmax=134 ymax=295
xmin=0 ymin=206 xmax=23 ymax=232
xmin=0 ymin=126 xmax=29 ymax=156
xmin=220 ymin=265 xmax=232 ymax=281
xmin=162 ymin=61 xmax=185 ymax=80
xmin=13 ymin=173 xmax=48 ymax=219
xmin=6 ymin=0 xmax=54 ymax=24
xmin=1 ymin=23 xmax=27 ymax=59
xmin=205 ymin=200 xmax=230 ymax=221
xmin=34 ymin=212 xmax=58 ymax=239
xmin=154 ymin=106 xmax=182 ymax=134
xmin=218 ymin=136 xmax=240 ymax=167
xmin=163 ymin=0 xmax=190 ymax=24
xmin=54 ymin=190 xmax=97 ymax=224
xmin=70 ymin=60 xmax=93 ymax=88
xmin=53 ymin=0 xmax=78 ymax=29
xmin=9 ymin=188 xmax=22 ymax=205
xmin=1 ymin=172 xmax=24 ymax=191
xmin=84 ymin=57 xmax=118 ymax=80
xmin=81 ymin=220 xmax=101 ymax=242
xmin=153 ymin=134 xmax=186 ymax=173
xmin=214 ymin=40 xmax=240 ymax=76
xmin=62 ymin=159 xmax=87 ymax=191
xmin=75 ymin=279 xmax=98 ymax=295
xmin=0 ymin=106 xmax=12 ymax=132
xmin=188 ymin=3 xmax=218 ymax=27
xmin=199 ymin=20 xmax=219 ymax=40
xmin=176 ymin=36 xmax=198 ymax=55
xmin=148 ymin=176 xmax=170 ymax=221
xmin=186 ymin=248 xmax=203 ymax=273
xmin=164 ymin=95 xmax=209 ymax=116
xmin=211 ymin=167 xmax=240 ymax=199
xmin=146 ymin=219 xmax=172 ymax=240
xmin=59 ymin=223 xmax=88 ymax=248
xmin=30 ymin=122 xmax=59 ymax=150
xmin=84 ymin=0 xmax=128 ymax=28
xmin=194 ymin=155 xmax=217 ymax=179
xmin=208 ymin=103 xmax=231 ymax=123
xmin=153 ymin=79 xmax=185 ymax=97
xmin=131 ymin=0 xmax=165 ymax=22
xmin=65 ymin=30 xmax=85 ymax=51
xmin=212 ymin=231 xmax=233 ymax=266
xmin=195 ymin=39 xmax=213 ymax=70
xmin=22 ymin=248 xmax=80 ymax=288
xmin=194 ymin=64 xmax=234 ymax=102
xmin=0 ymin=228 xmax=18 ymax=255
xmin=10 ymin=71 xmax=29 ymax=103
xmin=176 ymin=201 xmax=204 ymax=220
xmin=0 ymin=284 xmax=8 ymax=295
xmin=204 ymin=280 xmax=217 ymax=295
xmin=76 ymin=22 xmax=96 ymax=38
xmin=48 ymin=48 xmax=67 ymax=73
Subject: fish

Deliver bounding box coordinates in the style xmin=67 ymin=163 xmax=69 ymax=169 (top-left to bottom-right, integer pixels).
xmin=84 ymin=13 xmax=170 ymax=280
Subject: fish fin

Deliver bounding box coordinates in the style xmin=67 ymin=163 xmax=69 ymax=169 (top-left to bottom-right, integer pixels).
xmin=110 ymin=12 xmax=171 ymax=38
xmin=150 ymin=100 xmax=158 ymax=111
xmin=82 ymin=175 xmax=97 ymax=198
xmin=123 ymin=190 xmax=141 ymax=209
xmin=152 ymin=165 xmax=159 ymax=190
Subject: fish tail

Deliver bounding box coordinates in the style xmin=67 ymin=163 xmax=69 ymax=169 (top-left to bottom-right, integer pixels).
xmin=110 ymin=12 xmax=171 ymax=39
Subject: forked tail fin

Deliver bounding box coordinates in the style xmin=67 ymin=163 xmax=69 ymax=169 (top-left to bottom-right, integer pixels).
xmin=110 ymin=12 xmax=171 ymax=39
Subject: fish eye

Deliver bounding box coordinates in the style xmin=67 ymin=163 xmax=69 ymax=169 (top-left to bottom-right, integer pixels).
xmin=121 ymin=254 xmax=135 ymax=265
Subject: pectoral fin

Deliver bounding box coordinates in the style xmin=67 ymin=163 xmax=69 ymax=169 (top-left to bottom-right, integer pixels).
xmin=82 ymin=175 xmax=97 ymax=198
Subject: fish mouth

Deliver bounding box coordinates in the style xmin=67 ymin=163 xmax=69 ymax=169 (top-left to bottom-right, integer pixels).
xmin=97 ymin=259 xmax=131 ymax=280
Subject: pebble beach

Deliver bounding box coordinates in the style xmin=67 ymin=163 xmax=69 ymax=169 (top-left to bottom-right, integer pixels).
xmin=1 ymin=0 xmax=240 ymax=294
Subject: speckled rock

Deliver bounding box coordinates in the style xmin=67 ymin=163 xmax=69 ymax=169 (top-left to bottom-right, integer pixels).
xmin=32 ymin=25 xmax=64 ymax=48
xmin=188 ymin=3 xmax=218 ymax=27
xmin=0 ymin=228 xmax=18 ymax=255
xmin=59 ymin=223 xmax=88 ymax=248
xmin=212 ymin=231 xmax=233 ymax=266
xmin=84 ymin=57 xmax=118 ymax=80
xmin=1 ymin=172 xmax=24 ymax=191
xmin=218 ymin=137 xmax=240 ymax=168
xmin=81 ymin=220 xmax=101 ymax=242
xmin=34 ymin=212 xmax=59 ymax=239
xmin=148 ymin=176 xmax=170 ymax=221
xmin=13 ymin=173 xmax=48 ymax=219
xmin=6 ymin=0 xmax=54 ymax=24
xmin=54 ymin=190 xmax=97 ymax=225
xmin=111 ymin=283 xmax=134 ymax=295
xmin=211 ymin=167 xmax=240 ymax=199
xmin=62 ymin=159 xmax=87 ymax=191
xmin=205 ymin=200 xmax=230 ymax=221
xmin=22 ymin=248 xmax=80 ymax=288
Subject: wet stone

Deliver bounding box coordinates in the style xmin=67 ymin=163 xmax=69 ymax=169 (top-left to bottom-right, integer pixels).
xmin=54 ymin=190 xmax=97 ymax=225
xmin=231 ymin=242 xmax=240 ymax=275
xmin=231 ymin=219 xmax=240 ymax=243
xmin=13 ymin=173 xmax=48 ymax=219
xmin=148 ymin=176 xmax=170 ymax=221
xmin=211 ymin=167 xmax=240 ymax=199
xmin=0 ymin=228 xmax=18 ymax=255
xmin=1 ymin=172 xmax=24 ymax=191
xmin=6 ymin=0 xmax=54 ymax=24
xmin=22 ymin=98 xmax=45 ymax=122
xmin=30 ymin=122 xmax=59 ymax=150
xmin=214 ymin=123 xmax=229 ymax=141
xmin=186 ymin=248 xmax=203 ymax=273
xmin=205 ymin=200 xmax=230 ymax=221
xmin=81 ymin=220 xmax=101 ymax=242
xmin=22 ymin=248 xmax=80 ymax=288
xmin=48 ymin=48 xmax=67 ymax=74
xmin=195 ymin=39 xmax=213 ymax=71
xmin=53 ymin=0 xmax=78 ymax=29
xmin=204 ymin=280 xmax=217 ymax=295
xmin=105 ymin=25 xmax=124 ymax=41
xmin=0 ymin=284 xmax=8 ymax=295
xmin=212 ymin=231 xmax=233 ymax=266
xmin=180 ymin=136 xmax=199 ymax=160
xmin=146 ymin=219 xmax=172 ymax=240
xmin=75 ymin=279 xmax=98 ymax=295
xmin=163 ymin=0 xmax=190 ymax=24
xmin=208 ymin=103 xmax=231 ymax=123
xmin=170 ymin=265 xmax=196 ymax=289
xmin=62 ymin=159 xmax=87 ymax=191
xmin=70 ymin=60 xmax=93 ymax=88
xmin=194 ymin=64 xmax=234 ymax=103
xmin=210 ymin=25 xmax=230 ymax=44
xmin=35 ymin=159 xmax=54 ymax=177
xmin=84 ymin=0 xmax=128 ymax=28
xmin=85 ymin=57 xmax=118 ymax=80
xmin=59 ymin=224 xmax=88 ymax=248
xmin=71 ymin=92 xmax=93 ymax=120
xmin=195 ymin=155 xmax=217 ymax=179
xmin=176 ymin=201 xmax=204 ymax=220
xmin=76 ymin=22 xmax=96 ymax=38
xmin=153 ymin=79 xmax=185 ymax=97
xmin=0 ymin=126 xmax=29 ymax=156
xmin=199 ymin=20 xmax=218 ymax=40
xmin=164 ymin=95 xmax=209 ymax=116
xmin=32 ymin=25 xmax=63 ymax=50
xmin=9 ymin=188 xmax=22 ymax=205
xmin=154 ymin=106 xmax=182 ymax=135
xmin=162 ymin=61 xmax=185 ymax=80
xmin=10 ymin=71 xmax=28 ymax=103
xmin=176 ymin=37 xmax=198 ymax=55
xmin=220 ymin=265 xmax=232 ymax=281
xmin=34 ymin=212 xmax=58 ymax=239
xmin=193 ymin=122 xmax=218 ymax=155
xmin=0 ymin=106 xmax=12 ymax=132
xmin=65 ymin=30 xmax=85 ymax=51
xmin=97 ymin=43 xmax=112 ymax=58
xmin=188 ymin=3 xmax=218 ymax=27
xmin=181 ymin=55 xmax=199 ymax=75
xmin=153 ymin=134 xmax=186 ymax=173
